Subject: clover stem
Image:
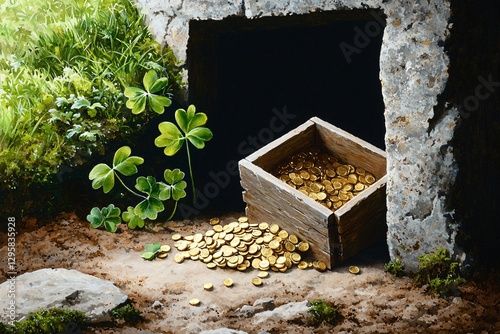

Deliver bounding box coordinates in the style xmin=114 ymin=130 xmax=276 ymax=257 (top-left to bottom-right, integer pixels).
xmin=185 ymin=142 xmax=196 ymax=203
xmin=115 ymin=173 xmax=146 ymax=198
xmin=166 ymin=201 xmax=178 ymax=222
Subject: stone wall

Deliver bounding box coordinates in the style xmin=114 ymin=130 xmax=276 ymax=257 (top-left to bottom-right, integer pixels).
xmin=135 ymin=0 xmax=498 ymax=271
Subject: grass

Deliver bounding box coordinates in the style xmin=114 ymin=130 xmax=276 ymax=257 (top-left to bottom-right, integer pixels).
xmin=0 ymin=0 xmax=182 ymax=190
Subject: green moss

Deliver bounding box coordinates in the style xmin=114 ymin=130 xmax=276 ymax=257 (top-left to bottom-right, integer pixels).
xmin=111 ymin=304 xmax=143 ymax=325
xmin=0 ymin=307 xmax=89 ymax=334
xmin=307 ymin=299 xmax=343 ymax=327
xmin=384 ymin=258 xmax=405 ymax=277
xmin=414 ymin=248 xmax=467 ymax=297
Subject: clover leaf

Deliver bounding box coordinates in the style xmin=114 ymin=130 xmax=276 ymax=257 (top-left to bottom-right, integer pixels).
xmin=141 ymin=242 xmax=161 ymax=260
xmin=122 ymin=206 xmax=145 ymax=229
xmin=124 ymin=70 xmax=172 ymax=114
xmin=155 ymin=105 xmax=213 ymax=156
xmin=88 ymin=146 xmax=144 ymax=193
xmin=163 ymin=168 xmax=187 ymax=201
xmin=86 ymin=204 xmax=121 ymax=232
xmin=134 ymin=176 xmax=168 ymax=220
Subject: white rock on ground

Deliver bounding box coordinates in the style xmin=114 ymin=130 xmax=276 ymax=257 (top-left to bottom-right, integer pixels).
xmin=0 ymin=268 xmax=128 ymax=323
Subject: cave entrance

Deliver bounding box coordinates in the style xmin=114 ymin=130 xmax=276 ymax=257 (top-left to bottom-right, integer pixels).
xmin=186 ymin=10 xmax=386 ymax=213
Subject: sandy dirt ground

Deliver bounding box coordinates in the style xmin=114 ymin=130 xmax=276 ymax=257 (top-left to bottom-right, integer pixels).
xmin=1 ymin=211 xmax=499 ymax=334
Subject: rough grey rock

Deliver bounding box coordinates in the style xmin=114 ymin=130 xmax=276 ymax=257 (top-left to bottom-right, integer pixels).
xmin=253 ymin=297 xmax=276 ymax=312
xmin=253 ymin=300 xmax=311 ymax=324
xmin=200 ymin=329 xmax=248 ymax=334
xmin=233 ymin=304 xmax=256 ymax=318
xmin=0 ymin=268 xmax=128 ymax=323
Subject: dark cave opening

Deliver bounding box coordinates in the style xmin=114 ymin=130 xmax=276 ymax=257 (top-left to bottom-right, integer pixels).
xmin=186 ymin=10 xmax=386 ymax=214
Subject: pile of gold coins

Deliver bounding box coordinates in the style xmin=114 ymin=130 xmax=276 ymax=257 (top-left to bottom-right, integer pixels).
xmin=273 ymin=146 xmax=377 ymax=211
xmin=172 ymin=217 xmax=328 ymax=272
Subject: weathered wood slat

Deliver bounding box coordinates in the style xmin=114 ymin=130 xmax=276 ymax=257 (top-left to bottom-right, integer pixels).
xmin=239 ymin=117 xmax=387 ymax=269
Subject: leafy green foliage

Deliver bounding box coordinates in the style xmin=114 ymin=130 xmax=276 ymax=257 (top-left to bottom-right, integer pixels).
xmin=163 ymin=169 xmax=188 ymax=201
xmin=140 ymin=242 xmax=162 ymax=260
xmin=89 ymin=146 xmax=144 ymax=193
xmin=414 ymin=248 xmax=467 ymax=297
xmin=122 ymin=206 xmax=145 ymax=229
xmin=0 ymin=0 xmax=183 ymax=194
xmin=384 ymin=258 xmax=405 ymax=277
xmin=0 ymin=307 xmax=89 ymax=334
xmin=111 ymin=304 xmax=143 ymax=325
xmin=155 ymin=105 xmax=213 ymax=198
xmin=86 ymin=204 xmax=122 ymax=232
xmin=125 ymin=70 xmax=172 ymax=114
xmin=155 ymin=105 xmax=213 ymax=156
xmin=87 ymin=147 xmax=187 ymax=232
xmin=308 ymin=300 xmax=343 ymax=327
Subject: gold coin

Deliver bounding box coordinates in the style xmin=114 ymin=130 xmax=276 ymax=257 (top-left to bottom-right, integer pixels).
xmin=157 ymin=252 xmax=168 ymax=259
xmin=356 ymin=167 xmax=366 ymax=176
xmin=257 ymin=271 xmax=269 ymax=278
xmin=238 ymin=216 xmax=248 ymax=223
xmin=342 ymin=184 xmax=353 ymax=192
xmin=203 ymin=283 xmax=213 ymax=291
xmin=252 ymin=258 xmax=261 ymax=269
xmin=316 ymin=261 xmax=327 ymax=272
xmin=297 ymin=261 xmax=308 ymax=270
xmin=174 ymin=253 xmax=185 ymax=263
xmin=189 ymin=298 xmax=200 ymax=306
xmin=288 ymin=235 xmax=299 ymax=244
xmin=297 ymin=241 xmax=310 ymax=252
xmin=184 ymin=235 xmax=194 ymax=241
xmin=160 ymin=245 xmax=171 ymax=252
xmin=269 ymin=239 xmax=280 ymax=250
xmin=333 ymin=201 xmax=344 ymax=210
xmin=278 ymin=230 xmax=289 ymax=239
xmin=365 ymin=174 xmax=376 ymax=184
xmin=172 ymin=233 xmax=182 ymax=241
xmin=291 ymin=253 xmax=301 ymax=263
xmin=269 ymin=224 xmax=280 ymax=234
xmin=252 ymin=277 xmax=263 ymax=286
xmin=354 ymin=183 xmax=365 ymax=191
xmin=177 ymin=241 xmax=189 ymax=251
xmin=193 ymin=233 xmax=203 ymax=243
xmin=213 ymin=225 xmax=223 ymax=232
xmin=206 ymin=262 xmax=217 ymax=269
xmin=284 ymin=241 xmax=296 ymax=252
xmin=308 ymin=192 xmax=318 ymax=200
xmin=299 ymin=170 xmax=310 ymax=179
xmin=336 ymin=165 xmax=348 ymax=176
xmin=347 ymin=174 xmax=358 ymax=184
xmin=332 ymin=181 xmax=343 ymax=190
xmin=223 ymin=278 xmax=233 ymax=287
xmin=210 ymin=217 xmax=220 ymax=225
xmin=259 ymin=259 xmax=270 ymax=270
xmin=317 ymin=192 xmax=327 ymax=200
xmin=292 ymin=177 xmax=304 ymax=186
xmin=326 ymin=169 xmax=336 ymax=178
xmin=325 ymin=185 xmax=334 ymax=193
xmin=349 ymin=266 xmax=360 ymax=274
xmin=258 ymin=222 xmax=269 ymax=231
xmin=189 ymin=247 xmax=200 ymax=256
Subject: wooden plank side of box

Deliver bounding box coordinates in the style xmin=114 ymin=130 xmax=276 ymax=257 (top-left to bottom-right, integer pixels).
xmin=311 ymin=117 xmax=387 ymax=178
xmin=334 ymin=176 xmax=387 ymax=260
xmin=239 ymin=159 xmax=333 ymax=267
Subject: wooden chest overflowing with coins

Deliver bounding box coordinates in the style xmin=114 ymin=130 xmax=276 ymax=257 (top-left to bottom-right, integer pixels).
xmin=238 ymin=117 xmax=387 ymax=269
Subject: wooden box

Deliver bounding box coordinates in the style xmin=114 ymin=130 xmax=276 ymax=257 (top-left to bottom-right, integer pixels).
xmin=238 ymin=117 xmax=387 ymax=269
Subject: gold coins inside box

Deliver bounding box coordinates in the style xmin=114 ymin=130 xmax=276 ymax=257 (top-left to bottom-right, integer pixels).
xmin=172 ymin=217 xmax=327 ymax=273
xmin=273 ymin=146 xmax=377 ymax=212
